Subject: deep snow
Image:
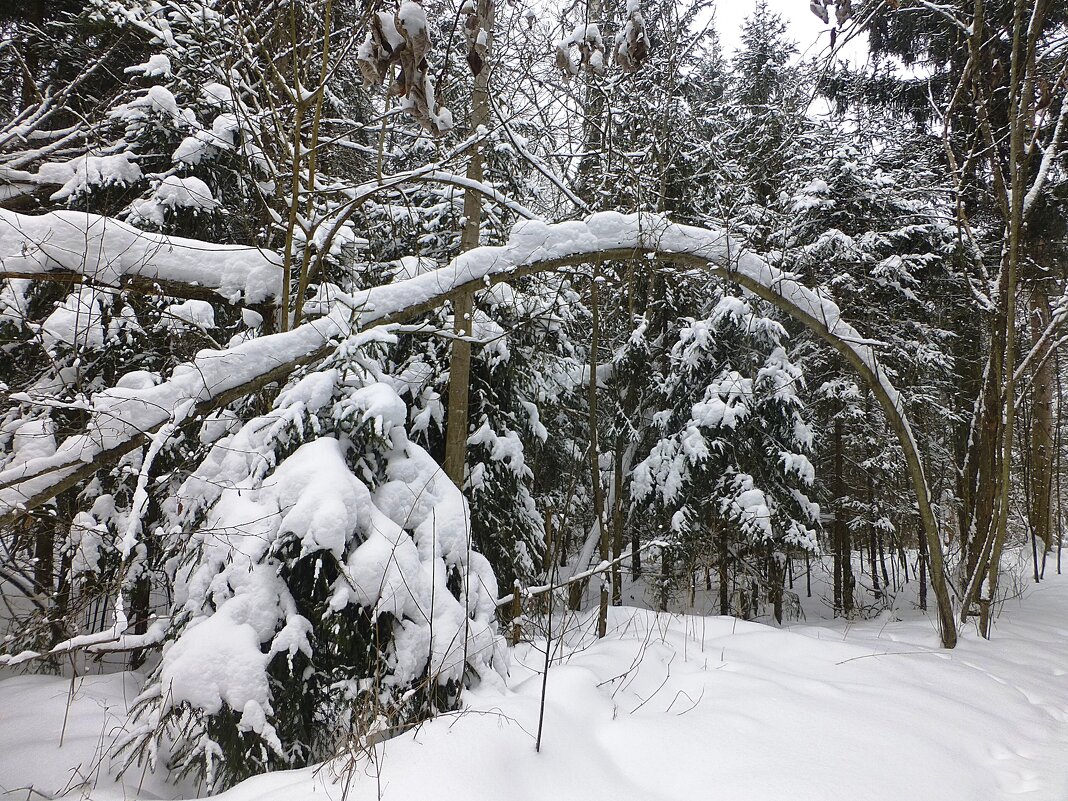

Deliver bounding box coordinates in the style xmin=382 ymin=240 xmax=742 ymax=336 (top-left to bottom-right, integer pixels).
xmin=3 ymin=565 xmax=1068 ymax=800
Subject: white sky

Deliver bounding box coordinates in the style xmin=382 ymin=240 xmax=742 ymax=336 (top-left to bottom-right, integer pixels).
xmin=712 ymin=0 xmax=869 ymax=64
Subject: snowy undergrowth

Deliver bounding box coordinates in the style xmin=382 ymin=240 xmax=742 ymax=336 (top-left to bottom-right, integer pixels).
xmin=3 ymin=570 xmax=1068 ymax=800
xmin=0 ymin=671 xmax=192 ymax=800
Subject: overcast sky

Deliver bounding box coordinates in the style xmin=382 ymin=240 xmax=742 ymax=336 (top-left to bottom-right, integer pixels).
xmin=712 ymin=0 xmax=868 ymax=64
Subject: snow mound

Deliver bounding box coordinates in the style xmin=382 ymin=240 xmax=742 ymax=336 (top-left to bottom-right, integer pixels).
xmin=207 ymin=579 xmax=1068 ymax=801
xmin=5 ymin=573 xmax=1068 ymax=800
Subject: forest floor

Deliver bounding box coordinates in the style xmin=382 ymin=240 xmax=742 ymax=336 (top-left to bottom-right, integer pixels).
xmin=3 ymin=559 xmax=1068 ymax=801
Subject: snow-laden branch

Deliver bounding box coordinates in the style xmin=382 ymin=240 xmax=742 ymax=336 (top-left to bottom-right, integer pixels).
xmin=496 ymin=539 xmax=666 ymax=607
xmin=0 ymin=209 xmax=282 ymax=304
xmin=897 ymin=1 xmax=973 ymax=35
xmin=119 ymin=398 xmax=196 ymax=559
xmin=1014 ymin=291 xmax=1068 ymax=384
xmin=0 ymin=211 xmax=912 ymax=516
xmin=1023 ymin=88 xmax=1068 ymax=217
xmin=0 ymin=211 xmax=958 ymax=645
xmin=0 ymin=596 xmax=167 ymax=667
xmin=417 ymin=170 xmax=538 ymax=220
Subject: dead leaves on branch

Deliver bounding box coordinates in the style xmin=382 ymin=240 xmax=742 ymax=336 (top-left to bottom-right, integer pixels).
xmin=462 ymin=0 xmax=491 ymax=78
xmin=557 ymin=22 xmax=606 ymax=76
xmin=810 ymin=0 xmax=852 ymax=45
xmin=555 ymin=0 xmax=649 ymax=79
xmin=614 ymin=0 xmax=650 ymax=74
xmin=357 ymin=0 xmax=453 ymax=133
xmin=357 ymin=0 xmax=652 ymax=130
xmin=810 ymin=0 xmax=852 ymax=26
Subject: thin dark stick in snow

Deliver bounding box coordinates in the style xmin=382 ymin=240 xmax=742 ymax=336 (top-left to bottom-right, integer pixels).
xmin=59 ymin=655 xmax=76 ymax=748
xmin=667 ymin=687 xmax=706 ymax=716
xmin=834 ymin=650 xmax=943 ymax=666
xmin=630 ymin=653 xmax=674 ymax=714
xmin=535 ymin=514 xmax=559 ymax=754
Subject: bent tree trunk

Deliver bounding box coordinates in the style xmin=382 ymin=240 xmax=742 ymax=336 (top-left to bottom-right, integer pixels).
xmin=0 ymin=213 xmax=959 ymax=647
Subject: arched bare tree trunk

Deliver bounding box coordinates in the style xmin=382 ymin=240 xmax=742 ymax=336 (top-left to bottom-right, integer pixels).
xmin=0 ymin=212 xmax=959 ymax=646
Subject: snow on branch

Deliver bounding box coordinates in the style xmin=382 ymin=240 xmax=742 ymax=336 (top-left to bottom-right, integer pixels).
xmin=0 ymin=212 xmax=927 ymax=529
xmin=1023 ymin=95 xmax=1068 ymax=218
xmin=0 ymin=209 xmax=282 ymax=304
xmin=0 ymin=596 xmax=167 ymax=667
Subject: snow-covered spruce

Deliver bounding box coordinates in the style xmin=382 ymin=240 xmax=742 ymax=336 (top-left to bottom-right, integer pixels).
xmin=628 ymin=289 xmax=819 ymax=621
xmin=118 ymin=342 xmax=505 ymax=791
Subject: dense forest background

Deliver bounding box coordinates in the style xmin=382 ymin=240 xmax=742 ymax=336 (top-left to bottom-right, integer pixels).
xmin=0 ymin=0 xmax=1066 ymax=792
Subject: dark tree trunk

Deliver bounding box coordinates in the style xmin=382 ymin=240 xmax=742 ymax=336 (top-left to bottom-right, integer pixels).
xmin=718 ymin=524 xmax=729 ymax=616
xmin=833 ymin=417 xmax=853 ymax=615
xmin=612 ymin=447 xmax=624 ymax=606
xmin=1029 ymin=288 xmax=1055 ymax=553
xmin=769 ymin=554 xmax=784 ymax=624
xmin=918 ymin=523 xmax=929 ymax=612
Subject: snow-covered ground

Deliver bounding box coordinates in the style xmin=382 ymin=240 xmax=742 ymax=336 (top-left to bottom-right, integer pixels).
xmin=4 ymin=566 xmax=1068 ymax=801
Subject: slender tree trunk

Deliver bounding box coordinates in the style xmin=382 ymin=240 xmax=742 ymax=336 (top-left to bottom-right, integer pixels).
xmin=18 ymin=0 xmax=44 ymax=113
xmin=33 ymin=517 xmax=57 ymax=648
xmin=978 ymin=0 xmax=1031 ymax=639
xmin=770 ymin=554 xmax=784 ymax=624
xmin=869 ymin=529 xmax=881 ymax=597
xmin=589 ymin=275 xmax=608 ymax=637
xmin=444 ymin=290 xmax=474 ymax=487
xmin=576 ymin=0 xmax=606 ymax=205
xmin=32 ymin=525 xmax=52 ymax=615
xmin=292 ymin=0 xmax=335 ymax=326
xmin=631 ymin=528 xmax=642 ymax=578
xmin=878 ymin=534 xmax=890 ymax=591
xmin=867 ymin=474 xmax=880 ymax=598
xmin=444 ymin=0 xmax=494 ymax=488
xmin=961 ymin=329 xmax=1002 ymax=585
xmin=659 ymin=547 xmax=671 ymax=613
xmin=1057 ymin=352 xmax=1064 ymax=577
xmin=129 ymin=563 xmax=151 ymax=668
xmin=277 ymin=0 xmax=309 ymax=332
xmin=612 ymin=444 xmax=624 ymax=606
xmin=1028 ymin=287 xmax=1055 ymax=553
xmin=718 ymin=520 xmax=729 ymax=615
xmin=833 ymin=417 xmax=852 ymax=616
xmin=918 ymin=522 xmax=928 ymax=612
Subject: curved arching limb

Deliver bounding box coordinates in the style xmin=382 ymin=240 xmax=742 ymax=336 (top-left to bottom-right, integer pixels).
xmin=0 ymin=212 xmax=958 ymax=646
